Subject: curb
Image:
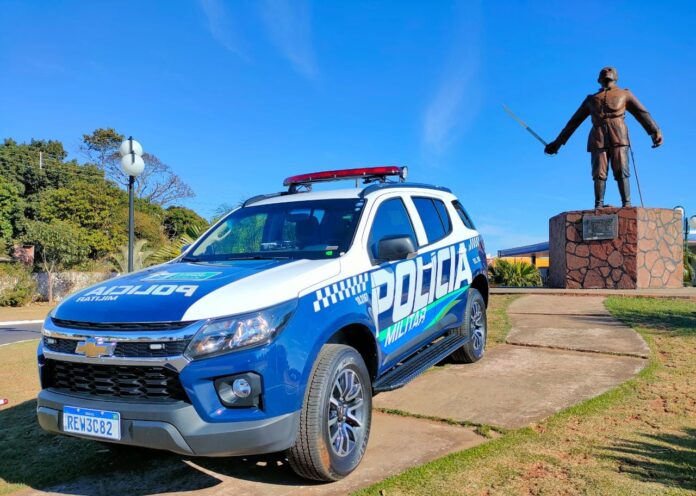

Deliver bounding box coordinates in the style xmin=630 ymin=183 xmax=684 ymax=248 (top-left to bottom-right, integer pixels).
xmin=0 ymin=319 xmax=44 ymax=326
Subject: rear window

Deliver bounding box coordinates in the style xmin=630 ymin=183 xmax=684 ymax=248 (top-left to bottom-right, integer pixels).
xmin=452 ymin=200 xmax=475 ymax=229
xmin=412 ymin=197 xmax=451 ymax=244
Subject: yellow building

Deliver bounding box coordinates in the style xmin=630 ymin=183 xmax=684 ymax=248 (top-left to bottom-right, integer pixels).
xmin=497 ymin=242 xmax=549 ymax=268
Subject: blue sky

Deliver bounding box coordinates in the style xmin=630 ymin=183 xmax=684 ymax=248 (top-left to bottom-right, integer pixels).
xmin=1 ymin=0 xmax=694 ymax=254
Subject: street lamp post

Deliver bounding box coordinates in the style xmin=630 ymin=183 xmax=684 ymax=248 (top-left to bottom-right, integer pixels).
xmin=119 ymin=138 xmax=145 ymax=273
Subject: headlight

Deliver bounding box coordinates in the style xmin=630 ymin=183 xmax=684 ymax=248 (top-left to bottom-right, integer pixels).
xmin=185 ymin=299 xmax=297 ymax=360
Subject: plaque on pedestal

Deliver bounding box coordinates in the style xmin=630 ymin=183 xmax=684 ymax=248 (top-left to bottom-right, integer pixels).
xmin=549 ymin=207 xmax=683 ymax=289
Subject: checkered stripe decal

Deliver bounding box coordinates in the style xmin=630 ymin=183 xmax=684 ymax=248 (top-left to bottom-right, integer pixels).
xmin=313 ymin=274 xmax=369 ymax=312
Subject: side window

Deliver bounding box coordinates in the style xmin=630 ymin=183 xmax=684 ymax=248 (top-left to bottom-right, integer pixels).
xmin=368 ymin=198 xmax=417 ymax=259
xmin=452 ymin=200 xmax=476 ymax=229
xmin=433 ymin=199 xmax=452 ymax=233
xmin=412 ymin=197 xmax=450 ymax=244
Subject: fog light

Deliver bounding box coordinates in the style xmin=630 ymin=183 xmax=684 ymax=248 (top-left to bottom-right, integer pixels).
xmin=214 ymin=373 xmax=262 ymax=408
xmin=232 ymin=378 xmax=251 ymax=398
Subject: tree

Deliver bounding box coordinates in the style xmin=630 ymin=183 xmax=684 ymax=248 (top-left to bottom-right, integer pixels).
xmin=23 ymin=220 xmax=90 ymax=301
xmin=133 ymin=153 xmax=195 ymax=206
xmin=163 ymin=206 xmax=208 ymax=239
xmin=81 ymin=128 xmax=195 ymax=207
xmin=32 ymin=180 xmax=126 ymax=258
xmin=0 ymin=138 xmax=95 ymax=197
xmin=81 ymin=128 xmax=124 ymax=169
xmin=0 ymin=175 xmax=22 ymax=250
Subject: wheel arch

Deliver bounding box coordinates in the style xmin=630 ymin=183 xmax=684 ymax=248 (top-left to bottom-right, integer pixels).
xmin=327 ymin=324 xmax=379 ymax=382
xmin=471 ymin=273 xmax=489 ymax=307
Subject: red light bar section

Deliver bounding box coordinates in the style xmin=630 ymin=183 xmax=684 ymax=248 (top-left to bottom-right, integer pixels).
xmin=283 ymin=166 xmax=404 ymax=187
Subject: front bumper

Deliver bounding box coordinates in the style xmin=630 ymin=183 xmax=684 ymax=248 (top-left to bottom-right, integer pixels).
xmin=37 ymin=389 xmax=300 ymax=457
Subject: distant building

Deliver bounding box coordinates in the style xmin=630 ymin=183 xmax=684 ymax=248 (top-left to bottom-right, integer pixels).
xmin=497 ymin=242 xmax=549 ymax=269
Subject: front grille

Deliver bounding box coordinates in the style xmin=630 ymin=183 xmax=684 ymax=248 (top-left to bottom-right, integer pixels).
xmin=44 ymin=359 xmax=188 ymax=402
xmin=51 ymin=318 xmax=195 ymax=332
xmin=43 ymin=337 xmax=189 ymax=358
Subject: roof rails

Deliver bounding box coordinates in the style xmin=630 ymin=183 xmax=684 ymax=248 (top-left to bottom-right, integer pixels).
xmin=242 ymin=192 xmax=288 ymax=207
xmin=360 ymin=182 xmax=452 ymax=197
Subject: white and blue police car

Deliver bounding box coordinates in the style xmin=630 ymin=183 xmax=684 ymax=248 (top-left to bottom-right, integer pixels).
xmin=37 ymin=166 xmax=489 ymax=481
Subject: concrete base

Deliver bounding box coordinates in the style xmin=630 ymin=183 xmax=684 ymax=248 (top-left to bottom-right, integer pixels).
xmin=549 ymin=207 xmax=683 ymax=289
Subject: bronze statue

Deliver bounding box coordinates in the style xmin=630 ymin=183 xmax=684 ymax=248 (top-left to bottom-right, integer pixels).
xmin=544 ymin=67 xmax=662 ymax=208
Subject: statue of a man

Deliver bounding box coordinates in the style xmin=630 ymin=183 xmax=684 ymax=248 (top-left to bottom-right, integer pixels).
xmin=544 ymin=67 xmax=663 ymax=208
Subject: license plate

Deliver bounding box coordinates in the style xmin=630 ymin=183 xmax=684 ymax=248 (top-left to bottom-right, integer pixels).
xmin=63 ymin=406 xmax=121 ymax=440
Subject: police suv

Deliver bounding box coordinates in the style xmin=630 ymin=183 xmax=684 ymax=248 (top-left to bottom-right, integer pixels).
xmin=37 ymin=166 xmax=489 ymax=481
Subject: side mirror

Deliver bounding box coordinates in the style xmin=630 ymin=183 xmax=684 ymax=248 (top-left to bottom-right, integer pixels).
xmin=180 ymin=244 xmax=191 ymax=255
xmin=377 ymin=235 xmax=416 ymax=262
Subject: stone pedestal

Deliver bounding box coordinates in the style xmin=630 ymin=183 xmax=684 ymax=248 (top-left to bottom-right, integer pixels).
xmin=549 ymin=207 xmax=683 ymax=289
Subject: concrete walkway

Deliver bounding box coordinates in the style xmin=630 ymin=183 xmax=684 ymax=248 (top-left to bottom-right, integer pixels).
xmin=20 ymin=295 xmax=648 ymax=496
xmin=375 ymin=295 xmax=648 ymax=429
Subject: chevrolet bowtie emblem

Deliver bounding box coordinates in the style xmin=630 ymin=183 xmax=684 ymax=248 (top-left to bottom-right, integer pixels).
xmin=75 ymin=338 xmax=116 ymax=358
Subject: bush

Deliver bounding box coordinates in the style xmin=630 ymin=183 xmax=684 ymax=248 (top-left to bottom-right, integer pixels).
xmin=489 ymin=259 xmax=542 ymax=287
xmin=685 ymin=250 xmax=695 ymax=285
xmin=0 ymin=263 xmax=37 ymax=306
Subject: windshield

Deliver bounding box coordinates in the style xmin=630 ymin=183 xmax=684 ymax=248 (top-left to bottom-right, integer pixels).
xmin=186 ymin=198 xmax=365 ymax=261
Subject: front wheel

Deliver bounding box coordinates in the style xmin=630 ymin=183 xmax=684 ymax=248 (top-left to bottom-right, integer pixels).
xmin=286 ymin=344 xmax=372 ymax=481
xmin=450 ymin=288 xmax=487 ymax=363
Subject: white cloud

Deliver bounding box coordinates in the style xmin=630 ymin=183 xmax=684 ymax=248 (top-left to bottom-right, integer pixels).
xmin=259 ymin=0 xmax=318 ymax=80
xmin=199 ymin=0 xmax=247 ymax=58
xmin=422 ymin=4 xmax=482 ymax=156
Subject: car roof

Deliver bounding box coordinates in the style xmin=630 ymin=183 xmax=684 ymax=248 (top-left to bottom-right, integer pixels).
xmin=249 ymin=183 xmax=454 ymax=206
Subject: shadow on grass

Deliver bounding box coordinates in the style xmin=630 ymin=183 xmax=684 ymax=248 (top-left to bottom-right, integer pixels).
xmin=605 ymin=297 xmax=696 ymax=336
xmin=604 ymin=428 xmax=696 ymax=491
xmin=0 ymin=400 xmax=320 ymax=495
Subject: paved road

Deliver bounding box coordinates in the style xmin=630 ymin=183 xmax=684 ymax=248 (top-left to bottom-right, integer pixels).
xmin=0 ymin=322 xmax=42 ymax=345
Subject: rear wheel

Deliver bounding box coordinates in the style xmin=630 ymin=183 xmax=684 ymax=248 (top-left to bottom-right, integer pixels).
xmin=450 ymin=288 xmax=487 ymax=363
xmin=287 ymin=344 xmax=372 ymax=481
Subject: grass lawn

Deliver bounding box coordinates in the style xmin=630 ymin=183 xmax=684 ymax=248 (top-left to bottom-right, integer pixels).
xmin=356 ymin=297 xmax=696 ymax=495
xmin=484 ymin=294 xmax=517 ymax=348
xmin=2 ymin=295 xmax=692 ymax=495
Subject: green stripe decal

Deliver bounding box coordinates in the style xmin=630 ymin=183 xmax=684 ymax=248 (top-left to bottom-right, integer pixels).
xmin=377 ymin=284 xmax=469 ymax=342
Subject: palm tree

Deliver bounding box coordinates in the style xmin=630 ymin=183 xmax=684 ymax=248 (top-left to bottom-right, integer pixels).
xmin=111 ymin=239 xmax=153 ymax=273
xmin=489 ymin=259 xmax=542 ymax=287
xmin=685 ymin=249 xmax=695 ymax=285
xmin=151 ymin=224 xmax=206 ymax=264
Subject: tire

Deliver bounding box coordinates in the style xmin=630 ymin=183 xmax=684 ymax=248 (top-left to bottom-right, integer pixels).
xmin=450 ymin=288 xmax=487 ymax=364
xmin=287 ymin=344 xmax=372 ymax=481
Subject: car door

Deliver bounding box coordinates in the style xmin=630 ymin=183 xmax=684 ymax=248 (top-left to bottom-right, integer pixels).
xmin=407 ymin=196 xmax=469 ymax=344
xmin=365 ymin=196 xmax=423 ymax=366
